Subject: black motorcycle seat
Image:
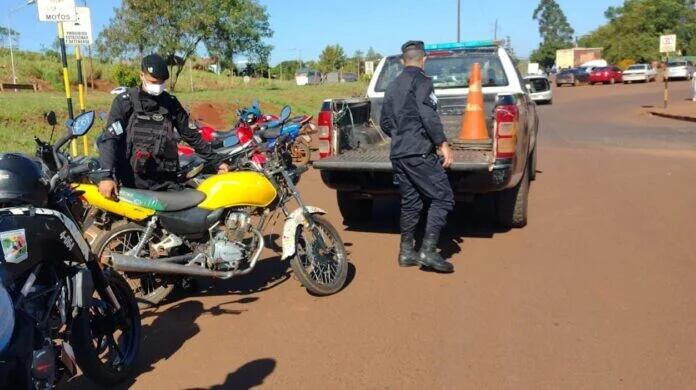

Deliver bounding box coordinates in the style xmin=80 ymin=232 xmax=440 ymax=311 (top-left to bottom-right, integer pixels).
xmin=212 ymin=130 xmax=235 ymax=139
xmin=260 ymin=127 xmax=282 ymax=139
xmin=119 ymin=188 xmax=206 ymax=212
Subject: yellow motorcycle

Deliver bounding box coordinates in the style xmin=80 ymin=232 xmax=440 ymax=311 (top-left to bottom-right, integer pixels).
xmin=79 ymin=106 xmax=348 ymax=306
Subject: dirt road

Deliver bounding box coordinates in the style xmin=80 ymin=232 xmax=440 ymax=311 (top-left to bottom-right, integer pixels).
xmin=66 ymin=80 xmax=696 ymax=389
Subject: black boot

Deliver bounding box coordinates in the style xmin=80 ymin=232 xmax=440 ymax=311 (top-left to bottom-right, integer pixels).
xmin=398 ymin=234 xmax=419 ymax=267
xmin=418 ymin=233 xmax=454 ymax=273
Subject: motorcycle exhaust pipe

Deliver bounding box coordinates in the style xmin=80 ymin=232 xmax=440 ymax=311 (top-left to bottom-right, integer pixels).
xmin=110 ymin=228 xmax=265 ymax=280
xmin=110 ymin=253 xmax=236 ymax=279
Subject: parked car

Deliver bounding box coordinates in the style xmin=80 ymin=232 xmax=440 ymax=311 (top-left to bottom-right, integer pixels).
xmin=313 ymin=40 xmax=539 ymax=228
xmin=524 ymin=74 xmax=553 ymax=104
xmin=622 ymin=64 xmax=657 ymax=83
xmin=589 ymin=66 xmax=623 ymax=85
xmin=295 ymin=69 xmax=322 ymax=86
xmin=665 ymin=60 xmax=695 ymax=81
xmin=555 ymin=68 xmax=589 ymax=86
xmin=110 ymin=86 xmax=128 ymax=95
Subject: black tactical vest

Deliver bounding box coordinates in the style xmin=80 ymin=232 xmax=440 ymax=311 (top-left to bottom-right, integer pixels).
xmin=125 ymin=92 xmax=179 ymax=177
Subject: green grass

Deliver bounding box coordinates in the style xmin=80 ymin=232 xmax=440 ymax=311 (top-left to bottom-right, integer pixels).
xmin=0 ymin=81 xmax=367 ymax=154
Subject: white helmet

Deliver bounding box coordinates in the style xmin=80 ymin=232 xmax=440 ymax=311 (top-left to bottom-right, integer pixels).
xmin=0 ymin=284 xmax=14 ymax=354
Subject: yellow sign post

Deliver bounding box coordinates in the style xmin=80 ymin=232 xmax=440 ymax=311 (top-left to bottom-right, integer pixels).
xmin=57 ymin=22 xmax=77 ymax=156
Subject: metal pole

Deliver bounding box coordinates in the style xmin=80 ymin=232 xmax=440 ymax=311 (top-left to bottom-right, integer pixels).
xmin=457 ymin=0 xmax=460 ymax=42
xmin=494 ymin=19 xmax=498 ymax=41
xmin=664 ymin=54 xmax=669 ymax=109
xmin=8 ymin=17 xmax=17 ymax=85
xmin=76 ymin=45 xmax=89 ymax=155
xmin=57 ymin=22 xmax=76 ymax=156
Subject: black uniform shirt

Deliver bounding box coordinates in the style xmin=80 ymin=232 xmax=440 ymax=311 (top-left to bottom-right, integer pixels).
xmin=380 ymin=66 xmax=447 ymax=159
xmin=98 ymin=86 xmax=215 ymax=183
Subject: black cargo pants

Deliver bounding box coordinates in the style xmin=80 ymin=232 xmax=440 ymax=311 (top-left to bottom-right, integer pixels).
xmin=392 ymin=153 xmax=454 ymax=238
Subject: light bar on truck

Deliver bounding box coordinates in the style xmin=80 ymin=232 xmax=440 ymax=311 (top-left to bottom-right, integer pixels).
xmin=424 ymin=41 xmax=497 ymax=51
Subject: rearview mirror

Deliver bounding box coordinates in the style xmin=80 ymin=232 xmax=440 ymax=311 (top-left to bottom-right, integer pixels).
xmin=45 ymin=111 xmax=57 ymax=126
xmin=252 ymin=99 xmax=260 ymax=109
xmin=99 ymin=111 xmax=107 ymax=121
xmin=280 ymin=106 xmax=291 ymax=122
xmin=525 ymin=83 xmax=533 ymax=93
xmin=70 ymin=111 xmax=95 ymax=137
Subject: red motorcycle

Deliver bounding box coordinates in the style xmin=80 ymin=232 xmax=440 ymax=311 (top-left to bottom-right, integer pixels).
xmin=178 ymin=100 xmax=313 ymax=165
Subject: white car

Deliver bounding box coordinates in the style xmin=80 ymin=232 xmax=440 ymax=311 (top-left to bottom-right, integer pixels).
xmin=665 ymin=61 xmax=695 ymax=81
xmin=524 ymin=74 xmax=553 ymax=104
xmin=622 ymin=64 xmax=657 ymax=83
xmin=110 ymin=86 xmax=128 ymax=95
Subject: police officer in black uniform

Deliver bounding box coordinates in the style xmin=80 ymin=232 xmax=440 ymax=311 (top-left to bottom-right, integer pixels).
xmin=97 ymin=54 xmax=228 ymax=198
xmin=380 ymin=41 xmax=455 ymax=273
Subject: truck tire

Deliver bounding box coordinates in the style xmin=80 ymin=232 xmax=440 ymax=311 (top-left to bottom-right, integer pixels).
xmin=337 ymin=191 xmax=372 ymax=223
xmin=496 ymin=165 xmax=529 ymax=229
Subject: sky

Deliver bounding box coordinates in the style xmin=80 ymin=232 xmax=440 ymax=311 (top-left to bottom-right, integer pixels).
xmin=3 ymin=0 xmax=625 ymax=64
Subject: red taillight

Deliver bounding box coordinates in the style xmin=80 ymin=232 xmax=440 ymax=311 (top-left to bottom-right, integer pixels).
xmin=494 ymin=105 xmax=518 ymax=159
xmin=317 ymin=110 xmax=332 ymax=158
xmin=199 ymin=126 xmax=215 ymax=142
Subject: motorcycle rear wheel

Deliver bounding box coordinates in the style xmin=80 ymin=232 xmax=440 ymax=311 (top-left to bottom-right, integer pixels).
xmin=93 ymin=221 xmax=174 ymax=308
xmin=291 ymin=139 xmax=311 ymax=166
xmin=71 ymin=270 xmax=141 ymax=386
xmin=290 ymin=215 xmax=348 ymax=295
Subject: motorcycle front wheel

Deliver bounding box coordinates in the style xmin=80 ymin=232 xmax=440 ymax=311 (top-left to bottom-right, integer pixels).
xmin=290 ymin=215 xmax=348 ymax=296
xmin=71 ymin=270 xmax=141 ymax=386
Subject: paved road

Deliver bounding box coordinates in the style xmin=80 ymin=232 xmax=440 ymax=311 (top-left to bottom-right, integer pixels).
xmin=66 ymin=81 xmax=696 ymax=389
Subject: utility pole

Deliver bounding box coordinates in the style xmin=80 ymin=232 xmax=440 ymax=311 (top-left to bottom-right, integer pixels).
xmin=457 ymin=0 xmax=461 ymax=42
xmin=494 ymin=19 xmax=498 ymax=41
xmin=6 ymin=1 xmax=37 ymax=88
xmin=84 ymin=0 xmax=94 ymax=90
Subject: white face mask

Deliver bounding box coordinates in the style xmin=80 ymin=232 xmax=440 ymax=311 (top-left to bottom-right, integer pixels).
xmin=142 ymin=80 xmax=166 ymax=96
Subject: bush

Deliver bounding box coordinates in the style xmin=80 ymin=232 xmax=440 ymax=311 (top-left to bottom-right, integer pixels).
xmin=112 ymin=63 xmax=139 ymax=87
xmin=617 ymin=59 xmax=635 ymax=70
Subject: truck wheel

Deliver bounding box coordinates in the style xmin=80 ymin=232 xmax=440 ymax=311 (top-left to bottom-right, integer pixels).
xmin=337 ymin=192 xmax=372 ymax=223
xmin=496 ymin=166 xmax=529 ymax=229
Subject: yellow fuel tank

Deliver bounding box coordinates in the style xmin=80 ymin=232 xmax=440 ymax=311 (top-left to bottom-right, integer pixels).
xmin=75 ymin=184 xmax=156 ymax=221
xmin=196 ymin=171 xmax=277 ymax=210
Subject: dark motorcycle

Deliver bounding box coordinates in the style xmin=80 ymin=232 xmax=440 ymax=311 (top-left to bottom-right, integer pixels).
xmin=0 ymin=111 xmax=141 ymax=388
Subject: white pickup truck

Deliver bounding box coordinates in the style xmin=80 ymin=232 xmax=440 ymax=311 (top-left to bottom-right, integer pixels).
xmin=312 ymin=41 xmax=539 ymax=228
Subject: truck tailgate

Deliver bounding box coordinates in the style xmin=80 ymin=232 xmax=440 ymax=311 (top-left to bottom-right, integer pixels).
xmin=312 ymin=143 xmax=494 ymax=171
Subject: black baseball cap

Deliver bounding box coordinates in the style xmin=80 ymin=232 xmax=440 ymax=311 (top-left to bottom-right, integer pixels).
xmin=401 ymin=40 xmax=425 ymax=54
xmin=141 ymin=54 xmax=169 ymax=81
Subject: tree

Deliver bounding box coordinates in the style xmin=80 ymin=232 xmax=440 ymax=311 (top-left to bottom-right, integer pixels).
xmin=97 ymin=0 xmax=273 ymax=90
xmin=271 ymin=60 xmax=300 ymax=80
xmin=318 ymin=44 xmax=347 ymax=73
xmin=579 ymin=0 xmax=696 ymax=63
xmin=0 ymin=27 xmax=19 ymax=47
xmin=530 ymin=0 xmax=575 ymax=68
xmin=365 ymin=47 xmax=382 ymax=61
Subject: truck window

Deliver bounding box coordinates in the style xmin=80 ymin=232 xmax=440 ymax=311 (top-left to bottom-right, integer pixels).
xmin=374 ymin=51 xmax=509 ymax=92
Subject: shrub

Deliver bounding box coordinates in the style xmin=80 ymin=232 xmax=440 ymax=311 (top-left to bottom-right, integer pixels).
xmin=112 ymin=63 xmax=139 ymax=87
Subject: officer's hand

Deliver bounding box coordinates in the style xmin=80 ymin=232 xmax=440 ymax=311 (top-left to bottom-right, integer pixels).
xmin=98 ymin=179 xmax=118 ymax=200
xmin=217 ymin=163 xmax=231 ymax=174
xmin=440 ymin=142 xmax=454 ymax=169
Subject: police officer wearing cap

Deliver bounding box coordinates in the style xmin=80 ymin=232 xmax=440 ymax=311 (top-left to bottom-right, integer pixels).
xmin=97 ymin=54 xmax=229 ymax=198
xmin=380 ymin=40 xmax=455 ymax=273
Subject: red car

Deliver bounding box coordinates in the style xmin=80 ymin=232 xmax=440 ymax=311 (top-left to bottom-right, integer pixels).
xmin=589 ymin=66 xmax=623 ymax=85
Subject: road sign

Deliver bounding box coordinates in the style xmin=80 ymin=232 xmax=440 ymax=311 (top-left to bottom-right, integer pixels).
xmin=365 ymin=61 xmax=374 ymax=75
xmin=660 ymin=34 xmax=677 ymax=53
xmin=64 ymin=7 xmax=92 ymax=45
xmin=37 ymin=0 xmax=77 ymax=22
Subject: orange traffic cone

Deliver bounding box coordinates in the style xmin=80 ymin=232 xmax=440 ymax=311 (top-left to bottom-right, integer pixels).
xmin=458 ymin=63 xmax=491 ymax=142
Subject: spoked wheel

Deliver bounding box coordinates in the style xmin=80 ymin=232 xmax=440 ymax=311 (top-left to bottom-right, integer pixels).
xmin=290 ymin=215 xmax=348 ymax=296
xmin=290 ymin=139 xmax=311 ymax=166
xmin=71 ymin=270 xmax=141 ymax=386
xmin=93 ymin=221 xmax=173 ymax=308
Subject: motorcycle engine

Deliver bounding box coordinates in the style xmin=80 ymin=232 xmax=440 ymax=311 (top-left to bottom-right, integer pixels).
xmin=208 ymin=211 xmax=252 ymax=272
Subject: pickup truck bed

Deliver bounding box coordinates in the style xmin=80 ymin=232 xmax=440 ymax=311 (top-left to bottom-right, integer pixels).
xmin=313 ymin=143 xmax=494 ymax=171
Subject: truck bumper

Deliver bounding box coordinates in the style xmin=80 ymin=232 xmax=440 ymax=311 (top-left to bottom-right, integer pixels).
xmin=316 ymin=161 xmax=515 ymax=198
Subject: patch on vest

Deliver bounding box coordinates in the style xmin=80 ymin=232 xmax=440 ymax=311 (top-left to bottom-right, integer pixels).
xmin=152 ymin=114 xmax=164 ymax=122
xmin=108 ymin=121 xmax=124 ymax=136
xmin=429 ymin=92 xmax=438 ymax=106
